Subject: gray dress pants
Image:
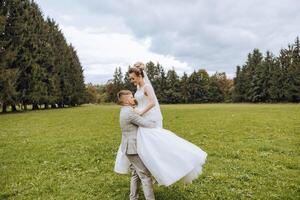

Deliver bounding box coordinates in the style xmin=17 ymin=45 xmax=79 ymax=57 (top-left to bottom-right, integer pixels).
xmin=126 ymin=154 xmax=155 ymax=200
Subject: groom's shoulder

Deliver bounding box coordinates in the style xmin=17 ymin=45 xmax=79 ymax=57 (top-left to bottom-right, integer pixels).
xmin=120 ymin=107 xmax=135 ymax=122
xmin=120 ymin=106 xmax=133 ymax=114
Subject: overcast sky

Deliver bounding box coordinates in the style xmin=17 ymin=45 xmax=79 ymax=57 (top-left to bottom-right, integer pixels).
xmin=35 ymin=0 xmax=300 ymax=84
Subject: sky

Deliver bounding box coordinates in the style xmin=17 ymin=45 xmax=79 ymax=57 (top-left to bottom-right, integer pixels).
xmin=35 ymin=0 xmax=300 ymax=84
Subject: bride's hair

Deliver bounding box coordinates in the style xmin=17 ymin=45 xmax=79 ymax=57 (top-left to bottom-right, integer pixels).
xmin=128 ymin=67 xmax=144 ymax=78
xmin=133 ymin=62 xmax=145 ymax=69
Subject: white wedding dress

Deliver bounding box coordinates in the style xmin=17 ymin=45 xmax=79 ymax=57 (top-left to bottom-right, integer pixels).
xmin=114 ymin=84 xmax=207 ymax=186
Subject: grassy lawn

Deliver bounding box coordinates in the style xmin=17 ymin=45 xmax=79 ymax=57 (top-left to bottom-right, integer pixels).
xmin=0 ymin=104 xmax=299 ymax=199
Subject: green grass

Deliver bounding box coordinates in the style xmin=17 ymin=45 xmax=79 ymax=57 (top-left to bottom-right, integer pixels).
xmin=0 ymin=104 xmax=299 ymax=199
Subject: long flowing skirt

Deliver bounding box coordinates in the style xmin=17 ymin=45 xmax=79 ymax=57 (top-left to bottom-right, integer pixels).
xmin=114 ymin=127 xmax=207 ymax=186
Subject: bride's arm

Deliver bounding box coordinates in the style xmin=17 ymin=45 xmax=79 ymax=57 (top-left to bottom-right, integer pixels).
xmin=139 ymin=85 xmax=156 ymax=116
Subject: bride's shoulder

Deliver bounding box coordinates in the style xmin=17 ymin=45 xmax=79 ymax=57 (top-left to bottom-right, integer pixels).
xmin=143 ymin=83 xmax=152 ymax=90
xmin=143 ymin=84 xmax=154 ymax=94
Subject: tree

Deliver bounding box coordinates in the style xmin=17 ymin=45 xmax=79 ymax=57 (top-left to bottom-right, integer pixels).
xmin=268 ymin=57 xmax=283 ymax=102
xmin=156 ymin=63 xmax=167 ymax=103
xmin=233 ymin=36 xmax=300 ymax=103
xmin=187 ymin=69 xmax=209 ymax=103
xmin=165 ymin=68 xmax=181 ymax=103
xmin=0 ymin=0 xmax=86 ymax=112
xmin=106 ymin=67 xmax=124 ymax=102
xmin=233 ymin=66 xmax=242 ymax=102
xmin=0 ymin=68 xmax=19 ymax=112
xmin=246 ymin=49 xmax=264 ymax=102
xmin=208 ymin=72 xmax=227 ymax=102
xmin=260 ymin=51 xmax=276 ymax=102
xmin=86 ymin=83 xmax=98 ymax=103
xmin=278 ymin=45 xmax=293 ymax=102
xmin=287 ymin=37 xmax=300 ymax=102
xmin=180 ymin=72 xmax=189 ymax=103
xmin=123 ymin=66 xmax=135 ymax=93
xmin=0 ymin=0 xmax=27 ymax=111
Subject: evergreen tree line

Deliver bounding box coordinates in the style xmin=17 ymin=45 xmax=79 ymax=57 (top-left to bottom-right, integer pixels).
xmin=88 ymin=37 xmax=300 ymax=104
xmin=0 ymin=0 xmax=86 ymax=113
xmin=233 ymin=37 xmax=300 ymax=102
xmin=100 ymin=62 xmax=234 ymax=104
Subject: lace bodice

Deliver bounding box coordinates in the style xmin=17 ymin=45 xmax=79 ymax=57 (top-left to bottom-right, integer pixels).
xmin=134 ymin=84 xmax=150 ymax=111
xmin=134 ymin=84 xmax=163 ymax=123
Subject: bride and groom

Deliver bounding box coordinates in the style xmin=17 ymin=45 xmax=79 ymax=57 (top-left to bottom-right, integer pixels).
xmin=114 ymin=62 xmax=207 ymax=200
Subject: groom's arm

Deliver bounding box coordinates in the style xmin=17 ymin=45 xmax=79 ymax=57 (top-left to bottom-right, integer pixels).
xmin=128 ymin=110 xmax=156 ymax=128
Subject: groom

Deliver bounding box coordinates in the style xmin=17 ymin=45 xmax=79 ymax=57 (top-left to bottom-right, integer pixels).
xmin=117 ymin=90 xmax=156 ymax=200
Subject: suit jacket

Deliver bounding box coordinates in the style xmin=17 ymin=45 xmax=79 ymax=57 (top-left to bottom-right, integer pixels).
xmin=120 ymin=106 xmax=156 ymax=154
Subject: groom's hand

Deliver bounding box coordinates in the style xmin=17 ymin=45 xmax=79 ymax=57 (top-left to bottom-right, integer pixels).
xmin=128 ymin=108 xmax=156 ymax=128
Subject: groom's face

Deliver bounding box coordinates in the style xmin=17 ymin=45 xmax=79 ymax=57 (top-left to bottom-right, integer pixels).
xmin=123 ymin=94 xmax=136 ymax=106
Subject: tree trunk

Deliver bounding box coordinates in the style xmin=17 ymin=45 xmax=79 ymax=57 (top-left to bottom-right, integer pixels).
xmin=23 ymin=103 xmax=27 ymax=110
xmin=2 ymin=103 xmax=7 ymax=113
xmin=44 ymin=103 xmax=49 ymax=109
xmin=11 ymin=104 xmax=17 ymax=112
xmin=32 ymin=103 xmax=39 ymax=110
xmin=51 ymin=104 xmax=57 ymax=108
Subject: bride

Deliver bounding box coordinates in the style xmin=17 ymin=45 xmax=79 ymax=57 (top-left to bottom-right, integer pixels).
xmin=114 ymin=62 xmax=207 ymax=186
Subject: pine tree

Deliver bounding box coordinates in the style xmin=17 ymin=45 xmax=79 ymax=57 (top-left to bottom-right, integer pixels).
xmin=0 ymin=68 xmax=19 ymax=112
xmin=165 ymin=68 xmax=181 ymax=103
xmin=145 ymin=61 xmax=161 ymax=102
xmin=113 ymin=67 xmax=123 ymax=85
xmin=0 ymin=0 xmax=26 ymax=111
xmin=67 ymin=44 xmax=86 ymax=106
xmin=268 ymin=57 xmax=284 ymax=102
xmin=288 ymin=37 xmax=300 ymax=102
xmin=197 ymin=69 xmax=210 ymax=103
xmin=10 ymin=0 xmax=48 ymax=110
xmin=180 ymin=72 xmax=189 ymax=103
xmin=0 ymin=0 xmax=86 ymax=112
xmin=106 ymin=67 xmax=124 ymax=102
xmin=233 ymin=66 xmax=245 ymax=102
xmin=244 ymin=49 xmax=263 ymax=102
xmin=145 ymin=61 xmax=158 ymax=84
xmin=40 ymin=18 xmax=61 ymax=108
xmin=156 ymin=63 xmax=167 ymax=103
xmin=260 ymin=51 xmax=275 ymax=102
xmin=123 ymin=66 xmax=135 ymax=93
xmin=278 ymin=45 xmax=293 ymax=102
xmin=187 ymin=70 xmax=198 ymax=103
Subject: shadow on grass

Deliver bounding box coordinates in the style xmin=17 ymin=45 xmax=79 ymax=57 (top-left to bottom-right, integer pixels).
xmin=0 ymin=105 xmax=81 ymax=115
xmin=0 ymin=191 xmax=19 ymax=200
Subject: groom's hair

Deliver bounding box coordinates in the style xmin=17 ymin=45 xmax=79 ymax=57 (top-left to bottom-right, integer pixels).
xmin=117 ymin=90 xmax=132 ymax=105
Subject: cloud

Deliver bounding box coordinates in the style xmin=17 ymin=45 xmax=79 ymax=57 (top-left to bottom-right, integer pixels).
xmin=61 ymin=25 xmax=189 ymax=84
xmin=36 ymin=0 xmax=300 ymax=83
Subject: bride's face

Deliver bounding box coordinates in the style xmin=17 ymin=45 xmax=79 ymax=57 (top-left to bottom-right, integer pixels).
xmin=129 ymin=73 xmax=142 ymax=86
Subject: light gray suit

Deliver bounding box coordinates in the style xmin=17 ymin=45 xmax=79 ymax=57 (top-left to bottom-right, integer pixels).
xmin=119 ymin=106 xmax=155 ymax=200
xmin=120 ymin=106 xmax=156 ymax=155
